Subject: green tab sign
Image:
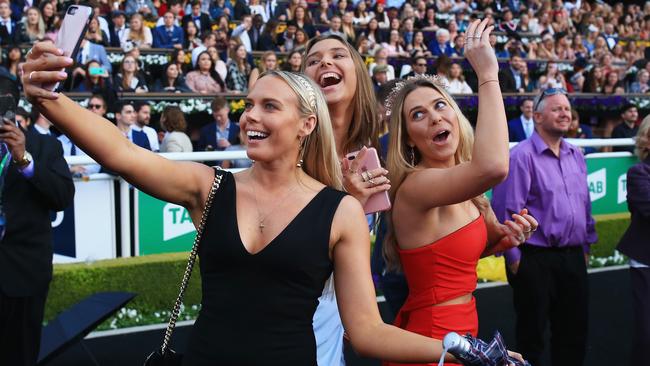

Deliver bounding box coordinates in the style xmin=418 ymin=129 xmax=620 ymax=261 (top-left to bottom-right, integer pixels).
xmin=586 ymin=155 xmax=637 ymax=216
xmin=137 ymin=191 xmax=196 ymax=255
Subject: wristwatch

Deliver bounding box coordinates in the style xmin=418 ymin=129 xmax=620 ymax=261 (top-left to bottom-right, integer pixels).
xmin=13 ymin=151 xmax=33 ymax=169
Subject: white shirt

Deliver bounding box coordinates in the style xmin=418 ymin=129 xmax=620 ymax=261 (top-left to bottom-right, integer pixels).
xmin=1 ymin=17 xmax=12 ymax=34
xmin=57 ymin=135 xmax=101 ymax=175
xmin=131 ymin=125 xmax=160 ymax=152
xmin=521 ymin=115 xmax=534 ymax=139
xmin=33 ymin=124 xmax=51 ymax=135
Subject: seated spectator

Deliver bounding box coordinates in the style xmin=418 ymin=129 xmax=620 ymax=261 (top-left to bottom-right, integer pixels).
xmin=537 ymin=62 xmax=567 ymax=91
xmin=231 ymin=14 xmax=254 ymax=53
xmin=536 ymin=33 xmax=558 ymax=59
xmin=73 ymin=59 xmax=113 ymax=93
xmin=313 ymin=0 xmax=333 ymax=25
xmin=125 ymin=0 xmax=155 ymax=17
xmin=153 ymin=63 xmax=190 ymax=93
xmin=583 ymin=65 xmax=605 ymax=93
xmin=321 ymin=15 xmax=346 ymax=41
xmin=191 ymin=32 xmax=218 ymax=68
xmin=257 ymin=19 xmax=281 ymax=51
xmin=206 ymin=46 xmax=228 ymax=82
xmin=226 ymin=44 xmax=251 ymax=93
xmin=572 ymin=34 xmax=589 ymax=59
xmin=170 ymin=48 xmax=190 ymax=75
xmin=155 ymin=0 xmax=183 ymax=27
xmin=153 ymin=11 xmax=185 ymax=49
xmin=411 ymin=31 xmax=432 ymax=57
xmin=2 ymin=45 xmax=21 ymax=81
xmin=121 ymin=13 xmax=152 ymax=49
xmin=183 ymin=20 xmax=202 ymax=50
xmin=554 ymin=32 xmax=576 ymax=60
xmin=183 ymin=0 xmax=211 ymax=37
xmin=429 ymin=28 xmax=455 ymax=57
xmin=0 ymin=1 xmax=23 ymax=45
xmin=362 ymin=18 xmax=385 ymax=51
xmin=86 ymin=17 xmax=110 ymax=47
xmin=368 ymin=47 xmax=395 ymax=81
xmin=508 ymin=99 xmax=535 ymax=142
xmin=591 ymin=36 xmax=609 ymax=60
xmin=403 ymin=55 xmax=429 ymax=78
xmin=160 ymin=106 xmax=193 ymax=153
xmin=342 ymin=12 xmax=357 ymax=44
xmin=249 ymin=51 xmax=278 ymax=89
xmin=293 ymin=28 xmax=309 ymax=52
xmin=76 ymin=38 xmax=112 ymax=73
xmin=281 ymin=50 xmax=303 ymax=72
xmin=611 ymin=44 xmax=626 ymax=64
xmin=630 ymin=69 xmax=650 ymax=94
xmin=612 ymin=104 xmax=639 ymax=153
xmin=132 ymin=102 xmax=159 ymax=152
xmin=371 ymin=64 xmax=390 ymax=92
xmin=356 ymin=35 xmax=372 ymax=55
xmin=114 ymin=55 xmax=148 ymax=93
xmin=39 ymin=1 xmax=59 ymax=41
xmin=209 ymin=0 xmax=234 ymax=20
xmin=520 ymin=62 xmax=537 ymax=93
xmin=186 ymin=51 xmax=226 ymax=94
xmin=20 ymin=6 xmax=45 ymax=44
xmin=418 ymin=6 xmax=439 ymax=31
xmin=382 ymin=29 xmax=409 ymax=58
xmin=602 ymin=70 xmax=625 ymax=95
xmin=353 ymin=1 xmax=372 ymax=26
xmin=447 ymin=62 xmax=473 ymax=94
xmin=566 ymin=109 xmax=596 ymax=155
xmin=109 ymin=10 xmax=128 ymax=48
xmin=198 ymin=96 xmax=241 ymax=167
xmin=499 ymin=55 xmax=525 ymax=93
xmin=374 ymin=2 xmax=390 ymax=28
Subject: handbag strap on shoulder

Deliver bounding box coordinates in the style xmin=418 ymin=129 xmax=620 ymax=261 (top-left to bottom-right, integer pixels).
xmin=160 ymin=168 xmax=224 ymax=354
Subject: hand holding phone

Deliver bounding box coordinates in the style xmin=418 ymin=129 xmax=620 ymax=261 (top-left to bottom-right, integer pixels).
xmin=345 ymin=147 xmax=392 ymax=214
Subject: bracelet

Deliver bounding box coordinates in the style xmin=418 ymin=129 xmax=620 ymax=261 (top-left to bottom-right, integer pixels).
xmin=479 ymin=79 xmax=499 ymax=87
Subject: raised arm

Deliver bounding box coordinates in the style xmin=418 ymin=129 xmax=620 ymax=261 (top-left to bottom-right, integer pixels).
xmin=397 ymin=19 xmax=509 ymax=209
xmin=21 ymin=43 xmax=214 ymax=216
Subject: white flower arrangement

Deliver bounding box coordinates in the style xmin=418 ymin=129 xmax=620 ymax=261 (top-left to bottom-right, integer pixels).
xmin=150 ymin=99 xmax=213 ymax=114
xmin=107 ymin=52 xmax=171 ymax=66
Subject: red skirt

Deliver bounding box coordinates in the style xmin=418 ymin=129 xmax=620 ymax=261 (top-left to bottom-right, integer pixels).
xmin=383 ymin=297 xmax=478 ymax=366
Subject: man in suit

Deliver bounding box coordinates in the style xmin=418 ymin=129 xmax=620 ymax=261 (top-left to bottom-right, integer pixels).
xmin=153 ymin=11 xmax=184 ymax=49
xmin=0 ymin=1 xmax=23 ymax=45
xmin=0 ymin=76 xmax=75 ymax=366
xmin=109 ymin=10 xmax=128 ymax=48
xmin=499 ymin=54 xmax=525 ymax=93
xmin=182 ymin=0 xmax=211 ymax=37
xmin=198 ymin=96 xmax=240 ymax=152
xmin=507 ymin=99 xmax=534 ymax=142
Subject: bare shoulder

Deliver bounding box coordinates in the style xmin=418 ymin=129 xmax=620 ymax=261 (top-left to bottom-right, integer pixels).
xmin=331 ymin=195 xmax=367 ymax=243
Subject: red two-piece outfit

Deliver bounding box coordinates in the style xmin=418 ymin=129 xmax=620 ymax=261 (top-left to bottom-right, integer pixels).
xmin=384 ymin=214 xmax=487 ymax=366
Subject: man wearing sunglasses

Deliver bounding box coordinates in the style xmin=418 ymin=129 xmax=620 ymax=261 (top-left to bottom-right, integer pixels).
xmin=491 ymin=88 xmax=597 ymax=366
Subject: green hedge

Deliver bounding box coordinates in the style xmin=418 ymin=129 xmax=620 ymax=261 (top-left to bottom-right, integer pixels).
xmin=45 ymin=217 xmax=632 ymax=323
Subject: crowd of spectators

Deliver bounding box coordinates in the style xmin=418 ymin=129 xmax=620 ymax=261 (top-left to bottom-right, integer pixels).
xmin=0 ymin=0 xmax=648 ymax=145
xmin=1 ymin=0 xmax=649 ymax=95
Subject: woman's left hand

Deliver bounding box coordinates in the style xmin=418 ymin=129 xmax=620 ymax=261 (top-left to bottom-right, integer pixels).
xmin=493 ymin=208 xmax=539 ymax=250
xmin=341 ymin=146 xmax=391 ymax=206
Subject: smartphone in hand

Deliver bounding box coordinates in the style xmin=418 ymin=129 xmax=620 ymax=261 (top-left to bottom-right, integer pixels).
xmin=43 ymin=5 xmax=94 ymax=91
xmin=346 ymin=147 xmax=392 ymax=214
xmin=0 ymin=95 xmax=17 ymax=126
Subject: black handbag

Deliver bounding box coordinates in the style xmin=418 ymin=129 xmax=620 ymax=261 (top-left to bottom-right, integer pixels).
xmin=144 ymin=170 xmax=224 ymax=366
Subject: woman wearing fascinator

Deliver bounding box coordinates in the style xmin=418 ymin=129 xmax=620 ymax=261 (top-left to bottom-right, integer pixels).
xmin=382 ymin=19 xmax=538 ymax=366
xmin=20 ymin=40 xmax=527 ymax=365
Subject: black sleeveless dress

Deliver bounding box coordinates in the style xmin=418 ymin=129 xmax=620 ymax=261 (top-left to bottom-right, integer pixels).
xmin=183 ymin=171 xmax=347 ymax=365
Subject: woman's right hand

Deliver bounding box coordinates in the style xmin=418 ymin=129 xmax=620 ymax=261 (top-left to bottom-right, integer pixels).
xmin=20 ymin=42 xmax=73 ymax=103
xmin=463 ymin=19 xmax=498 ymax=83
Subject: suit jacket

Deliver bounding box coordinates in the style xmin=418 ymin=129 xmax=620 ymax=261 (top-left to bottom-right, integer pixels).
xmin=507 ymin=116 xmax=529 ymax=142
xmin=198 ymin=122 xmax=240 ymax=151
xmin=499 ymin=67 xmax=524 ymax=93
xmin=617 ymin=158 xmax=650 ymax=265
xmin=0 ymin=18 xmax=24 ymax=45
xmin=182 ymin=13 xmax=211 ymax=36
xmin=152 ymin=25 xmax=185 ymax=49
xmin=0 ymin=129 xmax=75 ymax=297
xmin=161 ymin=131 xmax=193 ymax=153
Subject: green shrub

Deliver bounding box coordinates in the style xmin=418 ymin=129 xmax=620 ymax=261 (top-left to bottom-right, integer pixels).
xmin=591 ymin=218 xmax=629 ymax=258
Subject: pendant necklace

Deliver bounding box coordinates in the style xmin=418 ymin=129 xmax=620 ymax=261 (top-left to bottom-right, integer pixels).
xmin=250 ymin=171 xmax=300 ymax=233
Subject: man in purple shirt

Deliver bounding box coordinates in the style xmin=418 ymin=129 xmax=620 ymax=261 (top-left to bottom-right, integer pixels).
xmin=491 ymin=88 xmax=597 ymax=366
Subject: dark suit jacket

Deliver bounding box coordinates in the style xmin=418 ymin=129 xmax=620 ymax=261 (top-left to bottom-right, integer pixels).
xmin=0 ymin=19 xmax=24 ymax=45
xmin=507 ymin=116 xmax=529 ymax=142
xmin=197 ymin=122 xmax=241 ymax=151
xmin=499 ymin=67 xmax=524 ymax=93
xmin=0 ymin=129 xmax=75 ymax=297
xmin=182 ymin=13 xmax=211 ymax=36
xmin=429 ymin=41 xmax=455 ymax=57
xmin=617 ymin=158 xmax=650 ymax=265
xmin=152 ymin=25 xmax=185 ymax=49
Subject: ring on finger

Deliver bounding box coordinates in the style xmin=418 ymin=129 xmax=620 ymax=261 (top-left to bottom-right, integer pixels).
xmin=367 ymin=171 xmax=374 ymax=179
xmin=474 ymin=33 xmax=481 ymax=38
xmin=361 ymin=171 xmax=369 ymax=182
xmin=28 ymin=71 xmax=36 ymax=82
xmin=368 ymin=178 xmax=376 ymax=185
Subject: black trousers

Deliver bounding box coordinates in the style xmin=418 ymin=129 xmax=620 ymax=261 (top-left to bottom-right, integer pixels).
xmin=0 ymin=287 xmax=49 ymax=366
xmin=630 ymin=267 xmax=650 ymax=366
xmin=506 ymin=245 xmax=588 ymax=366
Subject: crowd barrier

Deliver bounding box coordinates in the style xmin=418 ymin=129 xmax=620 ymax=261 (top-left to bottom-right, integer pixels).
xmin=53 ymin=140 xmax=635 ymax=264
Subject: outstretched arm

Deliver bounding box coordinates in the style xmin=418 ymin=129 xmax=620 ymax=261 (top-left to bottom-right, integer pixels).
xmin=482 ymin=207 xmax=538 ymax=258
xmin=21 ymin=43 xmax=215 ymax=218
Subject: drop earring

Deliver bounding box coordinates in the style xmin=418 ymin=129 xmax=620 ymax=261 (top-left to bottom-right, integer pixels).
xmin=408 ymin=146 xmax=416 ymax=166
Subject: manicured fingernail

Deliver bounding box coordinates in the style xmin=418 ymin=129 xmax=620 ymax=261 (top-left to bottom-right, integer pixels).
xmin=58 ymin=48 xmax=64 ymax=54
xmin=51 ymin=92 xmax=59 ymax=98
xmin=59 ymin=71 xmax=67 ymax=78
xmin=64 ymin=57 xmax=73 ymax=63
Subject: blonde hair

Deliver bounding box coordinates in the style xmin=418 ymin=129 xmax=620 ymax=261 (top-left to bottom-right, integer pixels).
xmin=302 ymin=34 xmax=380 ymax=155
xmin=25 ymin=7 xmax=45 ymax=40
xmin=128 ymin=13 xmax=146 ymax=43
xmin=636 ymin=114 xmax=650 ymax=161
xmin=259 ymin=70 xmax=343 ymax=190
xmin=383 ymin=77 xmax=487 ymax=272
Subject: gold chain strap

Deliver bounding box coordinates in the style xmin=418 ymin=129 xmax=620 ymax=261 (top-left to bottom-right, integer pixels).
xmin=160 ymin=169 xmax=224 ymax=354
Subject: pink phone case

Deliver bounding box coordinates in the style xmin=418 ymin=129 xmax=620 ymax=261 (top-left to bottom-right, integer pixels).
xmin=346 ymin=147 xmax=392 ymax=214
xmin=43 ymin=5 xmax=93 ymax=91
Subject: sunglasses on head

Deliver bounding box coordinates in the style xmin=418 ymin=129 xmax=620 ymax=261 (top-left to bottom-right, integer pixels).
xmin=533 ymin=87 xmax=567 ymax=112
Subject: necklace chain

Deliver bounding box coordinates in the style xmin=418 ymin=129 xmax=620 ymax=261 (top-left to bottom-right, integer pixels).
xmin=250 ymin=170 xmax=300 ymax=233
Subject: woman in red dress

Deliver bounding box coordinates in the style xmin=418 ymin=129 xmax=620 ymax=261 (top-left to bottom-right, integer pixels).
xmin=383 ymin=19 xmax=538 ymax=366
